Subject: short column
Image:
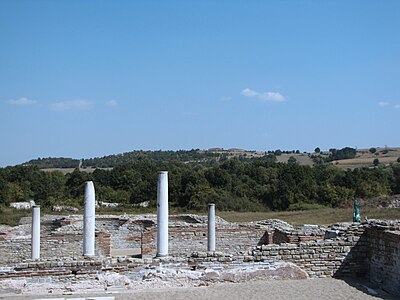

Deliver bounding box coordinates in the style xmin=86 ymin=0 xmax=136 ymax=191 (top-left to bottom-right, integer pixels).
xmin=83 ymin=181 xmax=95 ymax=256
xmin=208 ymin=203 xmax=216 ymax=252
xmin=31 ymin=205 xmax=40 ymax=260
xmin=157 ymin=171 xmax=168 ymax=257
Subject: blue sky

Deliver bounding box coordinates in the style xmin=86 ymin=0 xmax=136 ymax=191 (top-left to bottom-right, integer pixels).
xmin=1 ymin=0 xmax=399 ymax=167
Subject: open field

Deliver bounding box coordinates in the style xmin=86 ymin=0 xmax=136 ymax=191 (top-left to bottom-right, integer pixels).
xmin=219 ymin=207 xmax=400 ymax=225
xmin=275 ymin=153 xmax=314 ymax=165
xmin=332 ymin=147 xmax=400 ymax=169
xmin=41 ymin=167 xmax=112 ymax=175
xmin=334 ymin=156 xmax=399 ymax=169
xmin=1 ymin=207 xmax=399 ymax=227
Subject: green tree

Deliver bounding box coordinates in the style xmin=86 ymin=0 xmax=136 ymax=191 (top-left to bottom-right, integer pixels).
xmin=373 ymin=158 xmax=380 ymax=166
xmin=369 ymin=147 xmax=377 ymax=154
xmin=2 ymin=182 xmax=25 ymax=204
xmin=314 ymin=147 xmax=321 ymax=153
xmin=65 ymin=169 xmax=91 ymax=199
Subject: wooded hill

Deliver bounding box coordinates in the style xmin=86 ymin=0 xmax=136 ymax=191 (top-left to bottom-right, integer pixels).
xmin=1 ymin=147 xmax=399 ymax=213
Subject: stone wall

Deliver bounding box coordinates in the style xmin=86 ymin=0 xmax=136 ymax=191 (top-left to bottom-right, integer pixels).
xmin=0 ymin=215 xmax=269 ymax=262
xmin=141 ymin=225 xmax=268 ymax=257
xmin=137 ymin=215 xmax=270 ymax=257
xmin=250 ymin=237 xmax=368 ymax=278
xmin=1 ymin=215 xmax=399 ymax=296
xmin=367 ymin=227 xmax=400 ymax=296
xmin=0 ymin=232 xmax=111 ymax=265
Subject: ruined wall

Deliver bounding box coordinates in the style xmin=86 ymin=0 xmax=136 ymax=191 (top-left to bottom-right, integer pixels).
xmin=368 ymin=227 xmax=400 ymax=296
xmin=141 ymin=224 xmax=267 ymax=257
xmin=273 ymin=229 xmax=325 ymax=244
xmin=0 ymin=232 xmax=110 ymax=265
xmin=1 ymin=215 xmax=400 ymax=296
xmin=250 ymin=238 xmax=368 ymax=278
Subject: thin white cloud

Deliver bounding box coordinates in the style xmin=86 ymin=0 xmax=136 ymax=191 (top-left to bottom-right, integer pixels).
xmin=394 ymin=104 xmax=400 ymax=109
xmin=241 ymin=88 xmax=285 ymax=102
xmin=241 ymin=88 xmax=259 ymax=97
xmin=219 ymin=96 xmax=232 ymax=102
xmin=106 ymin=100 xmax=118 ymax=107
xmin=378 ymin=101 xmax=389 ymax=107
xmin=259 ymin=92 xmax=285 ymax=102
xmin=50 ymin=100 xmax=93 ymax=111
xmin=7 ymin=97 xmax=37 ymax=105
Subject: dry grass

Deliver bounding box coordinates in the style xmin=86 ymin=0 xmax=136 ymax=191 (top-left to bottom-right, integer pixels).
xmin=334 ymin=156 xmax=398 ymax=166
xmin=219 ymin=207 xmax=400 ymax=226
xmin=41 ymin=167 xmax=112 ymax=174
xmin=0 ymin=207 xmax=31 ymax=226
xmin=1 ymin=206 xmax=399 ymax=227
xmin=333 ymin=147 xmax=400 ymax=169
xmin=276 ymin=154 xmax=314 ymax=166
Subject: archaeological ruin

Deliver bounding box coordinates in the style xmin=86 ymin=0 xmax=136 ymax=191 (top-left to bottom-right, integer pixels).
xmin=0 ymin=174 xmax=399 ymax=297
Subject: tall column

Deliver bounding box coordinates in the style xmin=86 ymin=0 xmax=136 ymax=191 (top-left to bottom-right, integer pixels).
xmin=157 ymin=171 xmax=168 ymax=257
xmin=83 ymin=181 xmax=95 ymax=256
xmin=31 ymin=205 xmax=40 ymax=260
xmin=208 ymin=203 xmax=216 ymax=252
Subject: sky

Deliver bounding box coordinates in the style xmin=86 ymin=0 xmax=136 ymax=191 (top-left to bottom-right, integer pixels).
xmin=1 ymin=0 xmax=399 ymax=167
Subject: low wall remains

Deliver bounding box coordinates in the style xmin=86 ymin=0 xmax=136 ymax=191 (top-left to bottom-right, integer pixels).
xmin=367 ymin=225 xmax=400 ymax=296
xmin=0 ymin=215 xmax=399 ymax=296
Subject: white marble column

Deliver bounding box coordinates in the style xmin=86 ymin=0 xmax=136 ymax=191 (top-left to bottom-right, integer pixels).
xmin=208 ymin=203 xmax=216 ymax=252
xmin=31 ymin=205 xmax=40 ymax=260
xmin=83 ymin=181 xmax=95 ymax=256
xmin=157 ymin=171 xmax=168 ymax=257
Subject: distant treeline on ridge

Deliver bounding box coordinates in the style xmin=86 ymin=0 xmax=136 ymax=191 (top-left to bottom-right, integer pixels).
xmin=1 ymin=147 xmax=399 ymax=212
xmin=23 ymin=147 xmax=359 ymax=169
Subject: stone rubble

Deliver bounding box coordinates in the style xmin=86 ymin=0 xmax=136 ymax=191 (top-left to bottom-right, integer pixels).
xmin=0 ymin=215 xmax=399 ymax=297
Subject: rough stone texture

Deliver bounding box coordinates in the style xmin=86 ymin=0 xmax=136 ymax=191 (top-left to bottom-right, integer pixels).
xmin=0 ymin=215 xmax=399 ymax=297
xmin=367 ymin=227 xmax=400 ymax=296
xmin=0 ymin=259 xmax=307 ymax=296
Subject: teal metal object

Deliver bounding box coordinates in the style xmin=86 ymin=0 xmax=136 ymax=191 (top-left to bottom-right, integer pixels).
xmin=353 ymin=198 xmax=361 ymax=223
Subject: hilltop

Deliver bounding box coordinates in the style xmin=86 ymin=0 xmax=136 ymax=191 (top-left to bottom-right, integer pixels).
xmin=22 ymin=147 xmax=400 ymax=172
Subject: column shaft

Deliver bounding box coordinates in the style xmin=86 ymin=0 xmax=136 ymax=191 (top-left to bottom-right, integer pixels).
xmin=208 ymin=204 xmax=216 ymax=252
xmin=157 ymin=171 xmax=168 ymax=257
xmin=83 ymin=181 xmax=95 ymax=256
xmin=31 ymin=205 xmax=40 ymax=260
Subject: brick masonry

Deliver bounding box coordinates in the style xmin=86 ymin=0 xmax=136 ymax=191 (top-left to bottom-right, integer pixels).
xmin=0 ymin=215 xmax=399 ymax=296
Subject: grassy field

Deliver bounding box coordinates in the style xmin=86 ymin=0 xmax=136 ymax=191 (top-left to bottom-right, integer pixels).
xmin=0 ymin=207 xmax=32 ymax=226
xmin=1 ymin=206 xmax=398 ymax=227
xmin=275 ymin=153 xmax=314 ymax=166
xmin=219 ymin=207 xmax=400 ymax=225
xmin=333 ymin=147 xmax=400 ymax=169
xmin=41 ymin=167 xmax=112 ymax=174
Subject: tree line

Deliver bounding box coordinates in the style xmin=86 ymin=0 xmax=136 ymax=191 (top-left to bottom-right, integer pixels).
xmin=1 ymin=156 xmax=400 ymax=212
xmin=25 ymin=150 xmax=224 ymax=169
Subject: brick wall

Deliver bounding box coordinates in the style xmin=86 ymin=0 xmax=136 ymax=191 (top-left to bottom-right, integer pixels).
xmin=0 ymin=231 xmax=111 ymax=265
xmin=141 ymin=224 xmax=267 ymax=257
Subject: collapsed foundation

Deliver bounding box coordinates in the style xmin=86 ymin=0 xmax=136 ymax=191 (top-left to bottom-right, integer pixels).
xmin=0 ymin=215 xmax=399 ymax=296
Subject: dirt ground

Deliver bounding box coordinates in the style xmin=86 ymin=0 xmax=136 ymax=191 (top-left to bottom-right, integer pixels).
xmin=0 ymin=278 xmax=396 ymax=300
